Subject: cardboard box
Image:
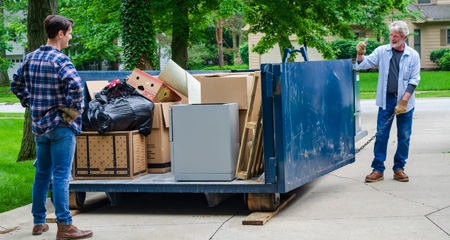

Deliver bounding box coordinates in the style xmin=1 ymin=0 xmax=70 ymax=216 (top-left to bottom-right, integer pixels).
xmin=127 ymin=68 xmax=181 ymax=103
xmin=74 ymin=130 xmax=147 ymax=180
xmin=147 ymin=102 xmax=180 ymax=173
xmin=199 ymin=74 xmax=260 ymax=110
xmin=85 ymin=80 xmax=109 ymax=101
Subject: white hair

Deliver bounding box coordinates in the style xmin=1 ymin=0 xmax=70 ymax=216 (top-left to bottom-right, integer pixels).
xmin=389 ymin=21 xmax=409 ymax=37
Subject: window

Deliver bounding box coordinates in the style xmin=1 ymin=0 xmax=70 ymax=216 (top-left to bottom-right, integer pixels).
xmin=448 ymin=29 xmax=450 ymax=44
xmin=418 ymin=0 xmax=431 ymax=4
xmin=414 ymin=29 xmax=421 ymax=57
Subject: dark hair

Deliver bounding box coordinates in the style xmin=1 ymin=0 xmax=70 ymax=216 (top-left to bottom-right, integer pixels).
xmin=44 ymin=15 xmax=74 ymax=39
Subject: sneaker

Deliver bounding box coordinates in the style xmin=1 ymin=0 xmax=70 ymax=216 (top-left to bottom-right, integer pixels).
xmin=365 ymin=171 xmax=384 ymax=182
xmin=394 ymin=169 xmax=409 ymax=182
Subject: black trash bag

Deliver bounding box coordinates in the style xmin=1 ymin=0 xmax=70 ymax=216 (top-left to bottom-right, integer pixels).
xmin=83 ymin=80 xmax=154 ymax=136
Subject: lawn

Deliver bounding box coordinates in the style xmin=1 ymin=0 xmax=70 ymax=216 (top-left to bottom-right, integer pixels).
xmin=0 ymin=117 xmax=35 ymax=213
xmin=0 ymin=87 xmax=19 ymax=103
xmin=359 ymin=71 xmax=450 ymax=91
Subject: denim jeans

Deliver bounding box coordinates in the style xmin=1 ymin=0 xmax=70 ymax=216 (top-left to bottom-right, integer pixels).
xmin=371 ymin=94 xmax=414 ymax=173
xmin=32 ymin=124 xmax=75 ymax=225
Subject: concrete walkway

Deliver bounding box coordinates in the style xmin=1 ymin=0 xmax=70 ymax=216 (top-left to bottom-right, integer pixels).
xmin=1 ymin=98 xmax=449 ymax=240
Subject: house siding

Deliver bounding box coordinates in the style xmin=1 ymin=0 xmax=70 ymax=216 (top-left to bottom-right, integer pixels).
xmin=437 ymin=0 xmax=450 ymax=4
xmin=248 ymin=33 xmax=326 ymax=69
xmin=410 ymin=21 xmax=450 ymax=69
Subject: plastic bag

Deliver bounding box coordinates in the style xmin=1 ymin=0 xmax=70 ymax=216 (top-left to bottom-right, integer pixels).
xmin=82 ymin=80 xmax=154 ymax=136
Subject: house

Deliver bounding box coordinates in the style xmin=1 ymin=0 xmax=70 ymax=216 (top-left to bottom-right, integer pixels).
xmin=407 ymin=0 xmax=450 ymax=69
xmin=247 ymin=0 xmax=450 ymax=70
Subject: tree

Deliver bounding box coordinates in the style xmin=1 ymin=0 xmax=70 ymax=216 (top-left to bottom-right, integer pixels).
xmin=61 ymin=0 xmax=121 ymax=70
xmin=244 ymin=0 xmax=420 ymax=60
xmin=213 ymin=0 xmax=242 ymax=67
xmin=120 ymin=0 xmax=157 ymax=70
xmin=225 ymin=13 xmax=245 ymax=65
xmin=17 ymin=0 xmax=57 ymax=162
xmin=153 ymin=0 xmax=220 ymax=70
xmin=0 ymin=0 xmax=27 ymax=87
xmin=0 ymin=0 xmax=10 ymax=87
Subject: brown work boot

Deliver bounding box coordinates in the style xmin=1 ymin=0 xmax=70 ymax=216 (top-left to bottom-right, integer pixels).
xmin=365 ymin=171 xmax=384 ymax=182
xmin=32 ymin=223 xmax=49 ymax=235
xmin=56 ymin=222 xmax=93 ymax=240
xmin=394 ymin=169 xmax=409 ymax=182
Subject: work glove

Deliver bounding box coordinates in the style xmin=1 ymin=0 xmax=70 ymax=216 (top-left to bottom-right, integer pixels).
xmin=356 ymin=38 xmax=369 ymax=55
xmin=394 ymin=100 xmax=408 ymax=115
xmin=60 ymin=107 xmax=80 ymax=123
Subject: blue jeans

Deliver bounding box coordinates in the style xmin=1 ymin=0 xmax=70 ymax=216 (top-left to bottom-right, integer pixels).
xmin=372 ymin=94 xmax=414 ymax=173
xmin=32 ymin=124 xmax=75 ymax=225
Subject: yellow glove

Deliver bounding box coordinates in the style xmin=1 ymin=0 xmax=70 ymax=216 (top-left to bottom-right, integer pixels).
xmin=60 ymin=107 xmax=80 ymax=123
xmin=395 ymin=100 xmax=408 ymax=115
xmin=356 ymin=38 xmax=369 ymax=55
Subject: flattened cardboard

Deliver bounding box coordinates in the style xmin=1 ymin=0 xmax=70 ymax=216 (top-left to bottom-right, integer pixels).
xmin=146 ymin=102 xmax=180 ymax=173
xmin=74 ymin=130 xmax=147 ymax=180
xmin=127 ymin=68 xmax=181 ymax=103
xmin=85 ymin=80 xmax=109 ymax=101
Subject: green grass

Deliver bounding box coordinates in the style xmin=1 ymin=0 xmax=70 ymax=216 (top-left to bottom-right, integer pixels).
xmin=360 ymin=71 xmax=450 ymax=99
xmin=0 ymin=118 xmax=35 ymax=213
xmin=0 ymin=113 xmax=24 ymax=117
xmin=360 ymin=71 xmax=450 ymax=92
xmin=0 ymin=87 xmax=19 ymax=103
xmin=201 ymin=64 xmax=249 ymax=70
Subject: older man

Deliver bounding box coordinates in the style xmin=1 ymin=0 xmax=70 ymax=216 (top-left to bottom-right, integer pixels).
xmin=355 ymin=21 xmax=420 ymax=183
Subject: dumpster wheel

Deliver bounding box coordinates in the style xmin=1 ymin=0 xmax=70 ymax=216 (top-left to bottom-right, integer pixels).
xmin=68 ymin=192 xmax=86 ymax=209
xmin=247 ymin=193 xmax=280 ymax=212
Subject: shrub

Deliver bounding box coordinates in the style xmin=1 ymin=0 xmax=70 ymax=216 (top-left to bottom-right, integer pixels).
xmin=330 ymin=38 xmax=381 ymax=59
xmin=430 ymin=48 xmax=450 ymax=64
xmin=239 ymin=42 xmax=249 ymax=64
xmin=438 ymin=52 xmax=450 ymax=71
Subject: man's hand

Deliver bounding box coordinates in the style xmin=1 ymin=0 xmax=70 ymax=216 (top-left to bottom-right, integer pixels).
xmin=356 ymin=38 xmax=369 ymax=55
xmin=60 ymin=107 xmax=80 ymax=123
xmin=395 ymin=100 xmax=408 ymax=115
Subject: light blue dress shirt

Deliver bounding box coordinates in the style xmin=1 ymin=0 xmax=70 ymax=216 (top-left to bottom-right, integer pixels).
xmin=356 ymin=43 xmax=421 ymax=112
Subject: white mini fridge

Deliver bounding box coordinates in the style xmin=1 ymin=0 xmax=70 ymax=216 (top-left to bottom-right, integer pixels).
xmin=169 ymin=103 xmax=239 ymax=181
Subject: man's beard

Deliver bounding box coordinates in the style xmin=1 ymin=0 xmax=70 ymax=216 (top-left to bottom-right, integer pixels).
xmin=390 ymin=39 xmax=404 ymax=48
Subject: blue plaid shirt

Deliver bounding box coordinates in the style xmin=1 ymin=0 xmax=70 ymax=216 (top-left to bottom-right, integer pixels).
xmin=11 ymin=46 xmax=84 ymax=135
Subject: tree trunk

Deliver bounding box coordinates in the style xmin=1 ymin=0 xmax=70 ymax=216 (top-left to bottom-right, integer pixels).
xmin=171 ymin=0 xmax=189 ymax=70
xmin=17 ymin=0 xmax=57 ymax=162
xmin=0 ymin=0 xmax=10 ymax=87
xmin=217 ymin=18 xmax=224 ymax=68
xmin=232 ymin=33 xmax=238 ymax=65
xmin=120 ymin=0 xmax=156 ymax=70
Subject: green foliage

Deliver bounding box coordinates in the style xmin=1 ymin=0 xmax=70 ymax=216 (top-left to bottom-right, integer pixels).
xmin=0 ymin=118 xmax=36 ymax=213
xmin=61 ymin=0 xmax=122 ymax=70
xmin=239 ymin=41 xmax=248 ymax=64
xmin=430 ymin=48 xmax=450 ymax=64
xmin=438 ymin=52 xmax=450 ymax=71
xmin=244 ymin=0 xmax=421 ymax=60
xmin=201 ymin=64 xmax=248 ymax=70
xmin=120 ymin=0 xmax=158 ymax=70
xmin=0 ymin=1 xmax=28 ymax=72
xmin=188 ymin=42 xmax=216 ymax=70
xmin=330 ymin=38 xmax=381 ymax=59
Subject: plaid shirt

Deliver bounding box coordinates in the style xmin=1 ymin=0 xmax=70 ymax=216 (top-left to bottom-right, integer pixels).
xmin=11 ymin=46 xmax=84 ymax=135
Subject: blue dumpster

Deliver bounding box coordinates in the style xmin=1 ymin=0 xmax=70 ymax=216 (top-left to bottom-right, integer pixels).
xmin=69 ymin=57 xmax=357 ymax=207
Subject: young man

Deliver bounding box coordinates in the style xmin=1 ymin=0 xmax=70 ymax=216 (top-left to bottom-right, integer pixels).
xmin=355 ymin=20 xmax=420 ymax=183
xmin=10 ymin=15 xmax=93 ymax=239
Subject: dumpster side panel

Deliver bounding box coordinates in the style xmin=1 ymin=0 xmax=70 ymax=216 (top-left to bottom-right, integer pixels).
xmin=280 ymin=59 xmax=355 ymax=192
